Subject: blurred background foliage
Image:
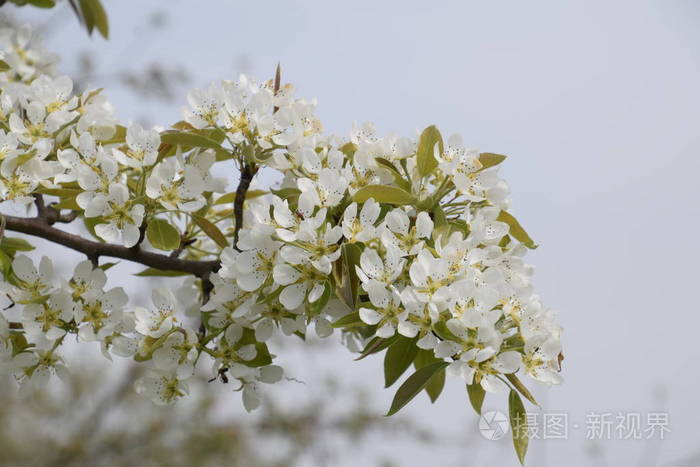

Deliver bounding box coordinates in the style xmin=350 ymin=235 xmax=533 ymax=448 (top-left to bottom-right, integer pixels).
xmin=0 ymin=361 xmax=438 ymax=467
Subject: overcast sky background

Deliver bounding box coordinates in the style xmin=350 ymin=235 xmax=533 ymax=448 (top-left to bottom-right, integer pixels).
xmin=7 ymin=1 xmax=700 ymax=466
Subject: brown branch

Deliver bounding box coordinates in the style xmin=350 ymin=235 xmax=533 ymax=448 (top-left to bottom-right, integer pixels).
xmin=232 ymin=164 xmax=257 ymax=251
xmin=2 ymin=214 xmax=219 ymax=277
xmin=55 ymin=210 xmax=79 ymax=223
xmin=231 ymin=65 xmax=280 ymax=251
xmin=199 ymin=273 xmax=213 ymax=337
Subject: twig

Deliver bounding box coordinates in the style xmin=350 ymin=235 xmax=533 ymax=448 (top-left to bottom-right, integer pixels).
xmin=3 ymin=214 xmax=219 ymax=277
xmin=232 ymin=163 xmax=256 ymax=251
xmin=231 ymin=65 xmax=280 ymax=250
xmin=199 ymin=273 xmax=213 ymax=337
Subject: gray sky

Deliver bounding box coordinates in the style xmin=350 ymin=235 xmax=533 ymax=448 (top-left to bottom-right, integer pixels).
xmin=9 ymin=1 xmax=700 ymax=466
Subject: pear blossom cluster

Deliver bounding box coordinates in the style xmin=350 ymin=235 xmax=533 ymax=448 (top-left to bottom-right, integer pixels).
xmin=0 ymin=23 xmax=562 ymax=419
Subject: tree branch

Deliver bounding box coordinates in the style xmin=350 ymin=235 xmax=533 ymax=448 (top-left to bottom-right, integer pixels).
xmin=2 ymin=214 xmax=219 ymax=277
xmin=232 ymin=163 xmax=257 ymax=251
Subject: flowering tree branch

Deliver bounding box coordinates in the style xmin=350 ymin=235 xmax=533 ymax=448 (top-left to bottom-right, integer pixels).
xmin=0 ymin=23 xmax=562 ymax=465
xmin=2 ymin=212 xmax=219 ymax=277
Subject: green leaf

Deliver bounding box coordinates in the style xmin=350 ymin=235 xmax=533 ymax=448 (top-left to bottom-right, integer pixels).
xmin=384 ymin=336 xmax=419 ymax=388
xmin=375 ymin=158 xmax=411 ymax=191
xmin=191 ymin=214 xmax=228 ymax=249
xmin=235 ymin=328 xmax=273 ymax=367
xmin=355 ymin=335 xmax=398 ymax=361
xmin=197 ymin=127 xmax=226 ymax=144
xmin=432 ymin=321 xmax=460 ymax=342
xmin=160 ymin=131 xmax=222 ymax=150
xmin=353 ymin=185 xmax=417 ymax=206
xmin=506 ymin=373 xmax=539 ymax=407
xmin=98 ymin=124 xmax=127 ymax=145
xmin=386 ymin=361 xmax=448 ymax=416
xmin=432 ymin=205 xmax=447 ymax=229
xmin=416 ymin=125 xmax=444 ymax=177
xmin=479 ymin=152 xmax=507 ymax=169
xmin=339 ymin=142 xmax=357 ymax=159
xmin=340 ymin=243 xmax=362 ymax=309
xmin=308 ymin=281 xmax=331 ymax=316
xmin=78 ymin=0 xmax=95 ymax=34
xmin=413 ymin=348 xmax=445 ymax=403
xmin=77 ymin=0 xmax=108 ymax=38
xmin=509 ymin=389 xmax=529 ymax=465
xmin=14 ymin=150 xmax=36 ymax=166
xmin=467 ymin=382 xmax=486 ymax=415
xmin=53 ymin=196 xmax=82 ymax=211
xmin=36 ymin=187 xmax=81 ymax=198
xmin=89 ymin=0 xmax=108 ymax=38
xmin=134 ymin=267 xmax=190 ymax=277
xmin=497 ymin=210 xmax=538 ymax=249
xmin=0 ymin=60 xmax=10 ymax=72
xmin=9 ymin=332 xmax=31 ymax=355
xmin=270 ymin=187 xmax=301 ymax=203
xmin=1 ymin=237 xmax=35 ymax=253
xmin=98 ymin=261 xmax=119 ymax=271
xmin=331 ymin=311 xmax=364 ymax=329
xmin=214 ymin=190 xmax=267 ymax=205
xmin=0 ymin=248 xmax=12 ymax=278
xmin=28 ymin=0 xmax=56 ymax=8
xmin=146 ymin=218 xmax=180 ymax=251
xmin=449 ymin=219 xmax=470 ymax=237
xmin=83 ymin=216 xmax=104 ymax=241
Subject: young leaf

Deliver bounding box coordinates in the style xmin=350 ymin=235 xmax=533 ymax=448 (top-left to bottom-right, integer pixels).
xmin=36 ymin=187 xmax=81 ymax=197
xmin=0 ymin=60 xmax=10 ymax=72
xmin=308 ymin=281 xmax=331 ymax=316
xmin=509 ymin=389 xmax=529 ymax=465
xmin=135 ymin=267 xmax=189 ymax=277
xmin=416 ymin=125 xmax=444 ymax=177
xmin=384 ymin=336 xmax=419 ymax=388
xmin=432 ymin=321 xmax=460 ymax=342
xmin=479 ymin=152 xmax=507 ymax=169
xmin=214 ymin=190 xmax=267 ymax=205
xmin=375 ymin=158 xmax=411 ymax=191
xmin=497 ymin=210 xmax=538 ymax=249
xmin=53 ymin=196 xmax=82 ymax=211
xmin=339 ymin=142 xmax=357 ymax=159
xmin=85 ymin=0 xmax=108 ymax=39
xmin=83 ymin=216 xmax=105 ymax=242
xmin=506 ymin=373 xmax=540 ymax=407
xmin=467 ymin=382 xmax=486 ymax=415
xmin=355 ymin=335 xmax=398 ymax=361
xmin=98 ymin=261 xmax=119 ymax=271
xmin=77 ymin=0 xmax=98 ymax=34
xmin=146 ymin=219 xmax=180 ymax=251
xmin=28 ymin=0 xmax=56 ymax=8
xmin=0 ymin=237 xmax=35 ymax=253
xmin=0 ymin=248 xmax=12 ymax=278
xmin=413 ymin=348 xmax=446 ymax=402
xmin=235 ymin=328 xmax=273 ymax=367
xmin=160 ymin=131 xmax=222 ymax=150
xmin=353 ymin=185 xmax=417 ymax=206
xmin=386 ymin=361 xmax=448 ymax=416
xmin=191 ymin=214 xmax=228 ymax=249
xmin=99 ymin=124 xmax=127 ymax=144
xmin=331 ymin=311 xmax=364 ymax=329
xmin=340 ymin=243 xmax=362 ymax=309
